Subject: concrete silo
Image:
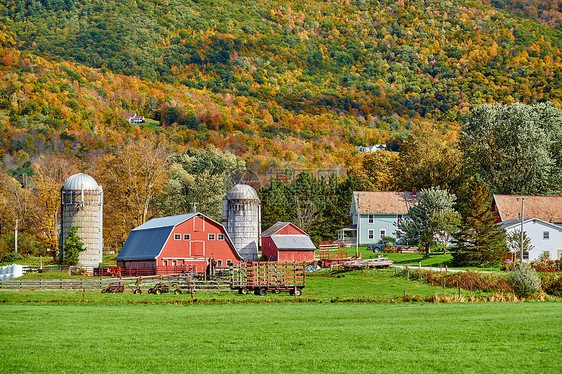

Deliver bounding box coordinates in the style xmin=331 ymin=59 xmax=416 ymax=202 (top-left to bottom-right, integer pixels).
xmin=60 ymin=173 xmax=103 ymax=267
xmin=222 ymin=184 xmax=261 ymax=262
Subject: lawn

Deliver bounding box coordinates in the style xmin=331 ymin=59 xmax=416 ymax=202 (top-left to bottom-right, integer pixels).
xmin=0 ymin=302 xmax=559 ymax=373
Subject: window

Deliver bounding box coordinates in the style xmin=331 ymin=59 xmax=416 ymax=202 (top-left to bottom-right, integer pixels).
xmin=523 ymin=252 xmax=529 ymax=260
xmin=397 ymin=215 xmax=403 ymax=224
xmin=380 ymin=229 xmax=386 ymax=238
xmin=172 ymin=260 xmax=177 ymax=266
xmin=183 ymin=234 xmax=190 ymax=240
xmin=218 ymin=234 xmax=224 ymax=240
xmin=227 ymin=260 xmax=232 ymax=266
xmin=368 ymin=215 xmax=374 ymax=223
xmin=368 ymin=230 xmax=374 ymax=240
xmin=217 ymin=260 xmax=223 ymax=267
xmin=163 ymin=260 xmax=168 ymax=266
xmin=208 ymin=234 xmax=215 ymax=240
xmin=174 ymin=234 xmax=181 ymax=240
xmin=543 ymin=231 xmax=550 ymax=240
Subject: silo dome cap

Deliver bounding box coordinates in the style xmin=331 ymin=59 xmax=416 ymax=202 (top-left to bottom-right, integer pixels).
xmin=62 ymin=173 xmax=100 ymax=191
xmin=226 ymin=184 xmax=259 ymax=200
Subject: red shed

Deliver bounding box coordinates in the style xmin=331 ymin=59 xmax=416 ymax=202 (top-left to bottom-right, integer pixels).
xmin=261 ymin=222 xmax=316 ymax=263
xmin=115 ymin=213 xmax=241 ymax=274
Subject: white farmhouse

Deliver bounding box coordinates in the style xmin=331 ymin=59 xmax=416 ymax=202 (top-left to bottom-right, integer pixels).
xmin=500 ymin=218 xmax=562 ymax=261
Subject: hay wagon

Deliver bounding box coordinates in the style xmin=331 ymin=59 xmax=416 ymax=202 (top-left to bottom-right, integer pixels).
xmin=230 ymin=262 xmax=306 ymax=296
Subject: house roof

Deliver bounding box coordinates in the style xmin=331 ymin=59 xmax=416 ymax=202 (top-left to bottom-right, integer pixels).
xmin=500 ymin=218 xmax=562 ymax=231
xmin=116 ymin=213 xmax=241 ymax=261
xmin=261 ymin=222 xmax=291 ymax=237
xmin=271 ymin=235 xmax=316 ymax=251
xmin=493 ymin=195 xmax=562 ymax=224
xmin=352 ymin=191 xmax=418 ymax=215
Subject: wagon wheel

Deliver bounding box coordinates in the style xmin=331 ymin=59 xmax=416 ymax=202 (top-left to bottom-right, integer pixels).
xmin=174 ymin=289 xmax=181 ymax=295
xmin=258 ymin=288 xmax=267 ymax=296
xmin=154 ymin=289 xmax=162 ymax=295
xmin=134 ymin=289 xmax=142 ymax=294
xmin=148 ymin=289 xmax=153 ymax=294
xmin=273 ymin=289 xmax=281 ymax=294
xmin=101 ymin=289 xmax=107 ymax=294
xmin=239 ymin=288 xmax=249 ymax=295
xmin=294 ymin=288 xmax=302 ymax=297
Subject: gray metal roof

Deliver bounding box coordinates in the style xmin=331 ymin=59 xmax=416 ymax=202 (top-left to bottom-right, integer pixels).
xmin=225 ymin=184 xmax=259 ymax=200
xmin=261 ymin=222 xmax=291 ymax=237
xmin=500 ymin=218 xmax=562 ymax=231
xmin=271 ymin=235 xmax=316 ymax=251
xmin=62 ymin=173 xmax=100 ymax=191
xmin=115 ymin=226 xmax=173 ymax=260
xmin=132 ymin=214 xmax=197 ymax=231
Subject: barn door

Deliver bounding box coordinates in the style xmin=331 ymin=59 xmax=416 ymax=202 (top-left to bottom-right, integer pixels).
xmin=193 ymin=216 xmax=205 ymax=232
xmin=191 ymin=241 xmax=205 ymax=257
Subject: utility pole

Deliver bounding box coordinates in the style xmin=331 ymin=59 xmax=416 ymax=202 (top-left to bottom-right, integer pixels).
xmin=520 ymin=197 xmax=524 ymax=265
xmin=14 ymin=219 xmax=18 ymax=253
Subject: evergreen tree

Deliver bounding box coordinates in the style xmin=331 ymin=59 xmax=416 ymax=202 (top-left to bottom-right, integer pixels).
xmin=452 ymin=182 xmax=507 ymax=267
xmin=61 ymin=226 xmax=85 ymax=266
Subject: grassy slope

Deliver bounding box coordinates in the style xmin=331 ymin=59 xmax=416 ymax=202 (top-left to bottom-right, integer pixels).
xmin=0 ymin=302 xmax=559 ymax=373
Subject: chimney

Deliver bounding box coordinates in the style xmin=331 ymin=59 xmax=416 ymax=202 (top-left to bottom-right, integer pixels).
xmin=412 ymin=187 xmax=417 ymax=197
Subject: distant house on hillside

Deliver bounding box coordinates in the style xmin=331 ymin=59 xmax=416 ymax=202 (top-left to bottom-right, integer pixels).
xmin=500 ymin=218 xmax=562 ymax=261
xmin=121 ymin=112 xmax=145 ymax=124
xmin=261 ymin=222 xmax=316 ymax=263
xmin=115 ymin=213 xmax=241 ymax=274
xmin=337 ymin=190 xmax=419 ymax=246
xmin=358 ymin=144 xmax=386 ymax=152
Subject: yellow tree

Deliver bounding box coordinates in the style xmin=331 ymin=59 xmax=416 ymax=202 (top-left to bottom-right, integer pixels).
xmin=93 ymin=136 xmax=171 ymax=252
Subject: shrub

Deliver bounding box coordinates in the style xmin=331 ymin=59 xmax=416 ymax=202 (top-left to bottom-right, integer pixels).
xmin=531 ymin=253 xmax=559 ymax=273
xmin=541 ymin=274 xmax=562 ymax=297
xmin=0 ymin=252 xmax=24 ymax=263
xmin=509 ymin=263 xmax=542 ymax=298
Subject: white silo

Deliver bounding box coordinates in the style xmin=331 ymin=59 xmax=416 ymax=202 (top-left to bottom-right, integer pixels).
xmin=222 ymin=184 xmax=261 ymax=262
xmin=60 ymin=173 xmax=103 ymax=268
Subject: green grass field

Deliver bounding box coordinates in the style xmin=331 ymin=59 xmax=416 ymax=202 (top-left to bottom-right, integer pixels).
xmin=0 ymin=269 xmax=474 ymax=303
xmin=0 ymin=302 xmax=559 ymax=373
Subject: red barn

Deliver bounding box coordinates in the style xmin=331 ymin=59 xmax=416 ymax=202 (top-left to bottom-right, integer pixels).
xmin=115 ymin=213 xmax=241 ymax=274
xmin=261 ymin=222 xmax=316 ymax=263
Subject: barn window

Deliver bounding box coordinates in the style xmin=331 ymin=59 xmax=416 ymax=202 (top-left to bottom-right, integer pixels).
xmin=227 ymin=260 xmax=232 ymax=266
xmin=172 ymin=260 xmax=177 ymax=266
xmin=174 ymin=234 xmax=181 ymax=240
xmin=217 ymin=260 xmax=223 ymax=267
xmin=543 ymin=231 xmax=550 ymax=239
xmin=208 ymin=234 xmax=215 ymax=240
xmin=163 ymin=260 xmax=168 ymax=266
xmin=218 ymin=234 xmax=224 ymax=240
xmin=368 ymin=230 xmax=374 ymax=240
xmin=184 ymin=234 xmax=190 ymax=240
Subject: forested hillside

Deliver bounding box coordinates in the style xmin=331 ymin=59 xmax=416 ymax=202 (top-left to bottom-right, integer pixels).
xmin=1 ymin=0 xmax=562 ymax=169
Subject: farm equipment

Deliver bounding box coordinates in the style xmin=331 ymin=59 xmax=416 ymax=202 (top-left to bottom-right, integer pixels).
xmin=230 ymin=262 xmax=306 ymax=296
xmin=147 ymin=282 xmax=182 ymax=295
xmin=101 ymin=282 xmax=125 ymax=293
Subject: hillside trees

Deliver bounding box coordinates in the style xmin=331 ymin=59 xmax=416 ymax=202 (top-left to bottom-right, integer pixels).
xmin=346 ymin=151 xmax=397 ymax=191
xmin=461 ymin=102 xmax=562 ymax=195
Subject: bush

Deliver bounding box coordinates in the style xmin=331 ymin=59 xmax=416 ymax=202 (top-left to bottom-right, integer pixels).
xmin=541 ymin=274 xmax=562 ymax=297
xmin=509 ymin=263 xmax=542 ymax=298
xmin=531 ymin=253 xmax=559 ymax=272
xmin=0 ymin=252 xmax=24 ymax=263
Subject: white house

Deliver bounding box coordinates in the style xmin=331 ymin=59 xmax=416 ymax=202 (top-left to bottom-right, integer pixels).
xmin=500 ymin=218 xmax=562 ymax=261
